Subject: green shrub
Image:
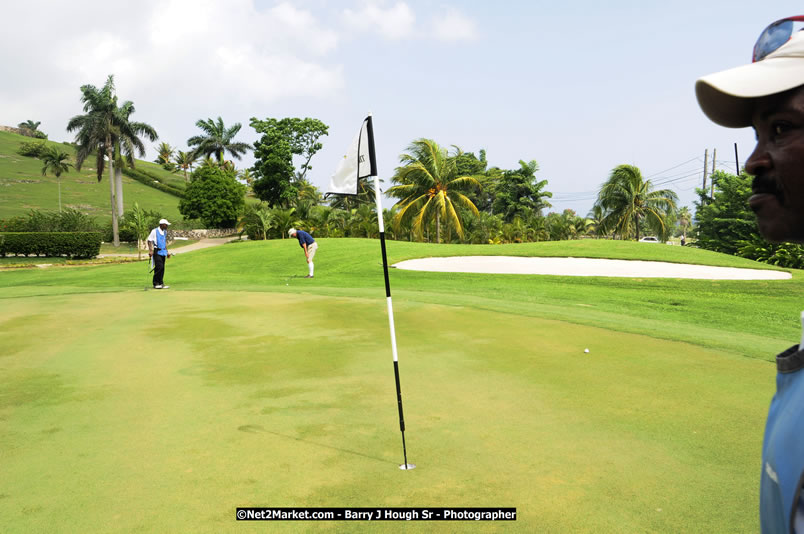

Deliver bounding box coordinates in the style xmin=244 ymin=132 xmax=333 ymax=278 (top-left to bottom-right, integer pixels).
xmin=737 ymin=236 xmax=804 ymax=269
xmin=7 ymin=209 xmax=100 ymax=232
xmin=17 ymin=141 xmax=48 ymax=157
xmin=0 ymin=232 xmax=102 ymax=258
xmin=121 ymin=167 xmax=185 ymax=198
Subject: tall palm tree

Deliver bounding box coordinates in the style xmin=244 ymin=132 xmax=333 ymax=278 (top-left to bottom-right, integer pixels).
xmin=187 ymin=117 xmax=251 ymax=162
xmin=40 ymin=146 xmax=73 ymax=212
xmin=66 ymin=75 xmax=158 ymax=246
xmin=113 ymin=99 xmax=158 ymax=217
xmin=595 ymin=164 xmax=678 ymax=241
xmin=387 ymin=139 xmax=481 ymax=243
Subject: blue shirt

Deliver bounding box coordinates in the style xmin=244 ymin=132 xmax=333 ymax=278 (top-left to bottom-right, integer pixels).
xmin=760 ymin=344 xmax=804 ymax=534
xmin=295 ymin=230 xmax=315 ymax=247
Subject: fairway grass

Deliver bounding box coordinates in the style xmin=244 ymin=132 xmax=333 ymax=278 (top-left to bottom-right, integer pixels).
xmin=0 ymin=238 xmax=796 ymax=532
xmin=1 ymin=291 xmax=770 ymax=533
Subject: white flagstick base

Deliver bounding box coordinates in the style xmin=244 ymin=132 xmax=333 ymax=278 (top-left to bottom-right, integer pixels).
xmin=399 ymin=464 xmax=417 ymax=470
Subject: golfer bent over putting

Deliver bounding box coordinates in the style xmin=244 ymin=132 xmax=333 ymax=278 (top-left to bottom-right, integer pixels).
xmin=289 ymin=228 xmax=317 ymax=278
xmin=147 ymin=218 xmax=172 ymax=289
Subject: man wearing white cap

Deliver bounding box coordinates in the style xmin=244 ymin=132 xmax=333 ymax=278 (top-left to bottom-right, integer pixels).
xmin=147 ymin=218 xmax=173 ymax=289
xmin=288 ymin=228 xmax=317 ymax=278
xmin=696 ymin=16 xmax=804 ymax=534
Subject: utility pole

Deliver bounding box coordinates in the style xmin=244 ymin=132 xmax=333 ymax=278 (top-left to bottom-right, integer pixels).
xmin=702 ymin=149 xmax=709 ymax=192
xmin=710 ymin=148 xmax=716 ymax=197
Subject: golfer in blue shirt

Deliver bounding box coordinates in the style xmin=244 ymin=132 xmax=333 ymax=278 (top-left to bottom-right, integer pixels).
xmin=288 ymin=228 xmax=317 ymax=278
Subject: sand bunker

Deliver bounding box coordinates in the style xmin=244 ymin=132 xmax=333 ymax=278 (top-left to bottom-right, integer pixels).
xmin=393 ymin=256 xmax=791 ymax=280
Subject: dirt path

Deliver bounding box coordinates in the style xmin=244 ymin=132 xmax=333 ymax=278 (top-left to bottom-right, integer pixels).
xmin=96 ymin=237 xmax=238 ymax=258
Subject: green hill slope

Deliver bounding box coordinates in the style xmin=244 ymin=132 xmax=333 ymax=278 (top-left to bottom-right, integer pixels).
xmin=0 ymin=130 xmax=184 ymax=223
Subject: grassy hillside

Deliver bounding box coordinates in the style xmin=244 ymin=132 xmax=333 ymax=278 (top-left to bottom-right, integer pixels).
xmin=0 ymin=130 xmax=183 ymax=223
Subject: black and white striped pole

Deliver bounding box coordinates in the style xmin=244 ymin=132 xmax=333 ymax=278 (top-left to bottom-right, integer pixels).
xmin=369 ymin=116 xmax=414 ymax=471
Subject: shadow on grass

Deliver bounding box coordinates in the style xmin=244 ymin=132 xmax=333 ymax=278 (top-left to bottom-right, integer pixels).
xmin=237 ymin=424 xmax=397 ymax=466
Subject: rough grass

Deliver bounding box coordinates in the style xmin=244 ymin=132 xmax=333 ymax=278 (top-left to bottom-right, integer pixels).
xmin=0 ymin=238 xmax=794 ymax=532
xmin=0 ymin=130 xmax=182 ymax=223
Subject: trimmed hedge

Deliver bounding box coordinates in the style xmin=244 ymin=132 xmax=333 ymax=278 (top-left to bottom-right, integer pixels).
xmin=0 ymin=232 xmax=102 ymax=258
xmin=122 ymin=167 xmax=185 ymax=198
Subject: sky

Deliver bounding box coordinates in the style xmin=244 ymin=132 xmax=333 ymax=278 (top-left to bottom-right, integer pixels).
xmin=2 ymin=0 xmax=802 ymax=216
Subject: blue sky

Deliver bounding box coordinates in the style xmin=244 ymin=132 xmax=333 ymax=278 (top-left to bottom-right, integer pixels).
xmin=2 ymin=1 xmax=802 ymax=216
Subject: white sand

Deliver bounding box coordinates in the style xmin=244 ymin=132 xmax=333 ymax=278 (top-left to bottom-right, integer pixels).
xmin=393 ymin=256 xmax=792 ymax=280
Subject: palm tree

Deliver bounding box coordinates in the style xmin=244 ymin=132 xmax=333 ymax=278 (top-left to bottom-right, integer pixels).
xmin=66 ymin=75 xmax=158 ymax=246
xmin=174 ymin=150 xmax=196 ymax=183
xmin=18 ymin=120 xmax=43 ymax=137
xmin=154 ymin=142 xmax=174 ymax=167
xmin=238 ymin=203 xmax=275 ymax=240
xmin=329 ymin=179 xmax=376 ymax=211
xmin=40 ymin=146 xmax=73 ymax=212
xmin=595 ymin=164 xmax=678 ymax=241
xmin=677 ymin=206 xmax=692 ymax=243
xmin=113 ymin=100 xmax=158 ymax=217
xmin=187 ymin=117 xmax=251 ymax=162
xmin=125 ymin=202 xmax=150 ymax=259
xmin=387 ymin=139 xmax=481 ymax=243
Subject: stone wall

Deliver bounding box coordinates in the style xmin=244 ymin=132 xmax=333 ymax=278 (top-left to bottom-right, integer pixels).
xmin=0 ymin=125 xmax=31 ymax=136
xmin=169 ymin=228 xmax=236 ymax=240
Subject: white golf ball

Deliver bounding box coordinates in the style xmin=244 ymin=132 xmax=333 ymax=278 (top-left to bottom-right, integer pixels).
xmin=584 ymin=348 xmax=590 ymax=353
xmin=286 ymin=283 xmax=289 ymax=286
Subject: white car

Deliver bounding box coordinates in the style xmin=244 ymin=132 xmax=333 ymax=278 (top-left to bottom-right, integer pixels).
xmin=639 ymin=236 xmax=659 ymax=243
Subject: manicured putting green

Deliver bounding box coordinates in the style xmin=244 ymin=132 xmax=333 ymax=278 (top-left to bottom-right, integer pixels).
xmin=1 ymin=289 xmax=771 ymax=532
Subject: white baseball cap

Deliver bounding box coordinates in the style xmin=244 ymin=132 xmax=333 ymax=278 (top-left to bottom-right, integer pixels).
xmin=288 ymin=228 xmax=296 ymax=236
xmin=696 ymin=18 xmax=804 ymax=128
xmin=159 ymin=218 xmax=171 ymax=226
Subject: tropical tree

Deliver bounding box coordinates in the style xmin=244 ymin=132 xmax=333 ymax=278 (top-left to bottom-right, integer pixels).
xmin=18 ymin=120 xmax=45 ymax=138
xmin=39 ymin=146 xmax=73 ymax=212
xmin=174 ymin=150 xmax=196 ymax=182
xmin=249 ymin=117 xmax=329 ymax=206
xmin=328 ymin=179 xmax=376 ymax=211
xmin=178 ymin=164 xmax=246 ymax=228
xmin=270 ymin=207 xmax=302 ymax=239
xmin=66 ymin=75 xmax=158 ymax=246
xmin=125 ymin=202 xmax=150 ymax=259
xmin=238 ymin=168 xmax=254 ymax=187
xmin=187 ymin=117 xmax=251 ymax=162
xmin=387 ymin=139 xmax=481 ymax=243
xmin=677 ymin=206 xmax=692 ymax=242
xmin=154 ymin=142 xmax=175 ymax=169
xmin=491 ymin=160 xmax=552 ymax=221
xmin=238 ymin=202 xmax=275 ymax=240
xmin=595 ymin=164 xmax=678 ymax=241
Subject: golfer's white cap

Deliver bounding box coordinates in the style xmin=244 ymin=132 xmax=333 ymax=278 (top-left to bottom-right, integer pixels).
xmin=159 ymin=218 xmax=171 ymax=226
xmin=696 ymin=31 xmax=804 ymax=128
xmin=288 ymin=228 xmax=296 ymax=236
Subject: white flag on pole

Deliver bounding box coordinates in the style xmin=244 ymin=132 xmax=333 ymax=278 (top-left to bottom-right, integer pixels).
xmin=327 ymin=116 xmax=376 ymax=196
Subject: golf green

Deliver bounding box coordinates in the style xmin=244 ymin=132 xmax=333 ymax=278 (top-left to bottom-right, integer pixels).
xmin=0 ymin=288 xmax=772 ymax=533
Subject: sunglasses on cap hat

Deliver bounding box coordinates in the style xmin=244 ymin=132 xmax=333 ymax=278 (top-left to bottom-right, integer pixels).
xmin=753 ymin=16 xmax=804 ymax=62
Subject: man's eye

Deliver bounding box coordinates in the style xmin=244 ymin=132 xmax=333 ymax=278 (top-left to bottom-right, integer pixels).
xmin=772 ymin=122 xmax=792 ymax=136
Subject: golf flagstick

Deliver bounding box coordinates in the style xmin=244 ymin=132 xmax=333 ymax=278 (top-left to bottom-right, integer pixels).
xmin=373 ymin=171 xmax=414 ymax=471
xmin=327 ymin=114 xmax=414 ymax=470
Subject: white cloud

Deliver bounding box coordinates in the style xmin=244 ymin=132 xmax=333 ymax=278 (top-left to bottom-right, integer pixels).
xmin=431 ymin=8 xmax=478 ymax=42
xmin=342 ymin=1 xmax=416 ymax=40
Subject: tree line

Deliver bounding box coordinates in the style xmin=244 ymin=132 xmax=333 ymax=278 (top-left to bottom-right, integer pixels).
xmin=28 ymin=73 xmax=768 ymax=256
